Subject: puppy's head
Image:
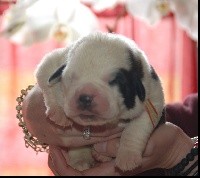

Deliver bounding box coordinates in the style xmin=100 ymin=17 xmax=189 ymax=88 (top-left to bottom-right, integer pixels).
xmin=48 ymin=32 xmax=154 ymax=126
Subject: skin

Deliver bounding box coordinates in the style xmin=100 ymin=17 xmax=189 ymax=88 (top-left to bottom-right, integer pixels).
xmin=48 ymin=122 xmax=195 ymax=176
xmin=22 ymin=85 xmax=195 ymax=176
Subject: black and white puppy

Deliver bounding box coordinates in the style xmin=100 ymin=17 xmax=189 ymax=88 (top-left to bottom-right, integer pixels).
xmin=35 ymin=32 xmax=165 ymax=171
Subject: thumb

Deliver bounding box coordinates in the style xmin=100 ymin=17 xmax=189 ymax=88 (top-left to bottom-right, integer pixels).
xmin=143 ymin=138 xmax=155 ymax=157
xmin=139 ymin=139 xmax=157 ymax=173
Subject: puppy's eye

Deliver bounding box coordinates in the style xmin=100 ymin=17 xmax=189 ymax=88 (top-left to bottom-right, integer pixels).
xmin=109 ymin=70 xmax=127 ymax=86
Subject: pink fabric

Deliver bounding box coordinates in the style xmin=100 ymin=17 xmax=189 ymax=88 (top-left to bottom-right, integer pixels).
xmin=0 ymin=2 xmax=10 ymax=16
xmin=166 ymin=93 xmax=198 ymax=138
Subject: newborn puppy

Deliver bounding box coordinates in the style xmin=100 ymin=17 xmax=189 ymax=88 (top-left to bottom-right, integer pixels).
xmin=35 ymin=32 xmax=165 ymax=171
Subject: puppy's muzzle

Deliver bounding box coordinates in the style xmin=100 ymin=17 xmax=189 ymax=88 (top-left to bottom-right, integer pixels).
xmin=69 ymin=84 xmax=110 ymax=122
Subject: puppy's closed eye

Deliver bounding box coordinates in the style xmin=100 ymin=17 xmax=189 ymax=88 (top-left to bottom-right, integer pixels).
xmin=109 ymin=70 xmax=128 ymax=86
xmin=48 ymin=64 xmax=66 ymax=86
xmin=109 ymin=69 xmax=136 ymax=109
xmin=108 ymin=67 xmax=146 ymax=110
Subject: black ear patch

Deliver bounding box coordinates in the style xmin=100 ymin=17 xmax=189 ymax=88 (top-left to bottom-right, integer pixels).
xmin=48 ymin=64 xmax=66 ymax=85
xmin=109 ymin=49 xmax=145 ymax=109
xmin=150 ymin=65 xmax=159 ymax=80
xmin=134 ymin=75 xmax=145 ymax=102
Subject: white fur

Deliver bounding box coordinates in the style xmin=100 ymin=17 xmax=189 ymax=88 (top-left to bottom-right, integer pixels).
xmin=34 ymin=32 xmax=165 ymax=171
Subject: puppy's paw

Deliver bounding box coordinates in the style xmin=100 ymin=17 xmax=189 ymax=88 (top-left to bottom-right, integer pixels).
xmin=92 ymin=148 xmax=113 ymax=162
xmin=115 ymin=148 xmax=142 ymax=171
xmin=46 ymin=106 xmax=72 ymax=127
xmin=70 ymin=160 xmax=94 ymax=171
xmin=68 ymin=147 xmax=95 ymax=171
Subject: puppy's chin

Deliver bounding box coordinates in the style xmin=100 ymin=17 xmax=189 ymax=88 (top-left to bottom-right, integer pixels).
xmin=72 ymin=115 xmax=118 ymax=126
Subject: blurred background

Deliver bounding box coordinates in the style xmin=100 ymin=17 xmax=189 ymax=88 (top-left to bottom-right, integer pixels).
xmin=0 ymin=0 xmax=198 ymax=176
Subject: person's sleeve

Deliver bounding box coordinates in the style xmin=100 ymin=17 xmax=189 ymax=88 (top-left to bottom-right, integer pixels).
xmin=165 ymin=93 xmax=198 ymax=137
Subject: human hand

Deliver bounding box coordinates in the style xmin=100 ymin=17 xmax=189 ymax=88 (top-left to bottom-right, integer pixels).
xmin=48 ymin=122 xmax=194 ymax=176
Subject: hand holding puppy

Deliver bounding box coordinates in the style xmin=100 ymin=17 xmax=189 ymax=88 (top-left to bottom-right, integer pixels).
xmin=48 ymin=122 xmax=194 ymax=176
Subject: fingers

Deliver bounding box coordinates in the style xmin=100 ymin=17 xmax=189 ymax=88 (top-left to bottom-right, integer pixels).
xmin=92 ymin=133 xmax=156 ymax=174
xmin=56 ymin=125 xmax=123 ymax=138
xmin=48 ymin=145 xmax=123 ymax=176
xmin=59 ymin=131 xmax=122 ymax=148
xmin=48 ymin=143 xmax=153 ymax=176
xmin=90 ymin=138 xmax=152 ymax=176
xmin=48 ymin=154 xmax=61 ymax=176
xmin=94 ymin=138 xmax=120 ymax=157
xmin=48 ymin=146 xmax=82 ymax=176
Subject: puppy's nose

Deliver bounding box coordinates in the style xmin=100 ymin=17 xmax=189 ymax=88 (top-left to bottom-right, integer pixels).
xmin=78 ymin=94 xmax=93 ymax=110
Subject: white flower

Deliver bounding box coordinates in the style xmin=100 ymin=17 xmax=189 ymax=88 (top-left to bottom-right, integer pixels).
xmin=1 ymin=0 xmax=99 ymax=46
xmin=169 ymin=0 xmax=198 ymax=41
xmin=125 ymin=0 xmax=170 ymax=25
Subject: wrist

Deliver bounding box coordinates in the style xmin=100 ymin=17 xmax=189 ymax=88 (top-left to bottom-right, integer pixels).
xmin=165 ymin=136 xmax=198 ymax=176
xmin=170 ymin=130 xmax=194 ymax=168
xmin=160 ymin=127 xmax=194 ymax=169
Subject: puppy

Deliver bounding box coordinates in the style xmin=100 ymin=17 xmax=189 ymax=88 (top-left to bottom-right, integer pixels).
xmin=34 ymin=32 xmax=165 ymax=171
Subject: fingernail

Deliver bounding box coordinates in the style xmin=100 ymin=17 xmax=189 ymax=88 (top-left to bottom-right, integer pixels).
xmin=94 ymin=142 xmax=107 ymax=153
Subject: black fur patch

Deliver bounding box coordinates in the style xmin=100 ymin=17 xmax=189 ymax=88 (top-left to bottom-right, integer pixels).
xmin=48 ymin=64 xmax=66 ymax=84
xmin=150 ymin=65 xmax=159 ymax=80
xmin=109 ymin=49 xmax=145 ymax=109
xmin=109 ymin=68 xmax=137 ymax=109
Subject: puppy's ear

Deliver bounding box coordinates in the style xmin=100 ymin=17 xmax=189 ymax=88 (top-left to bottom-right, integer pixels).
xmin=134 ymin=76 xmax=145 ymax=102
xmin=128 ymin=49 xmax=146 ymax=102
xmin=48 ymin=64 xmax=66 ymax=86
